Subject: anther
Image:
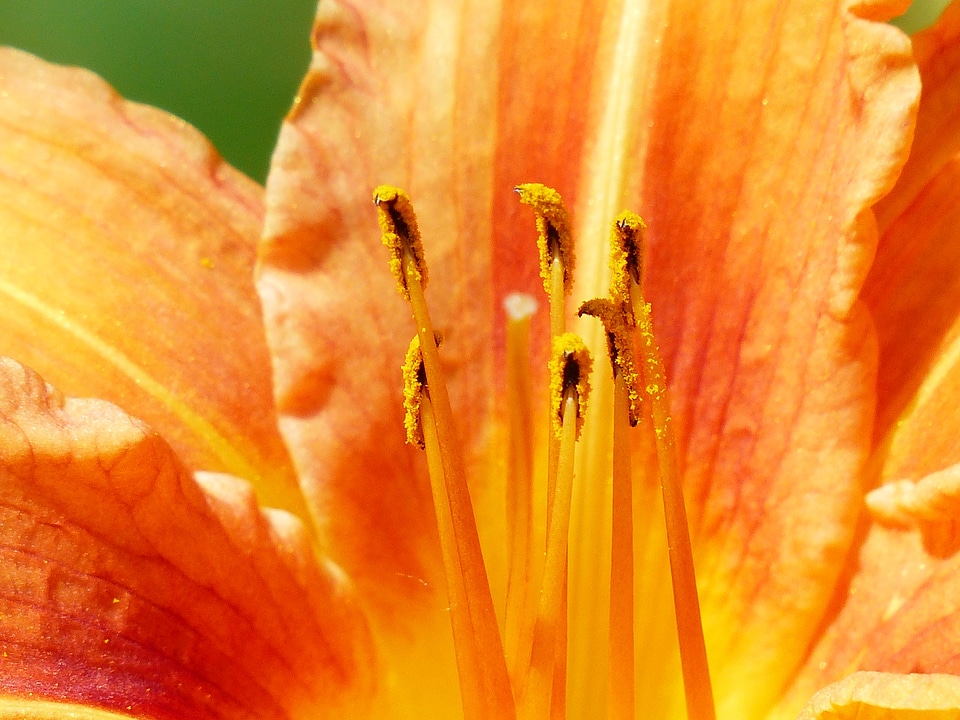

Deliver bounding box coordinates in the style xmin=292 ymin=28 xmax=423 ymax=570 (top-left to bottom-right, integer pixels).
xmin=577 ymin=298 xmax=642 ymax=426
xmin=373 ymin=185 xmax=428 ymax=299
xmin=515 ymin=183 xmax=576 ymax=299
xmin=401 ymin=335 xmax=427 ymax=449
xmin=609 ymin=211 xmax=646 ymax=315
xmin=548 ymin=333 xmax=592 ymax=440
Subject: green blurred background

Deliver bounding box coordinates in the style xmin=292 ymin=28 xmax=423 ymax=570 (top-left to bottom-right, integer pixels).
xmin=0 ymin=0 xmax=951 ymax=184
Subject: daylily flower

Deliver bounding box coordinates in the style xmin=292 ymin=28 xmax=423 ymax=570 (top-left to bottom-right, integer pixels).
xmin=1 ymin=0 xmax=960 ymax=718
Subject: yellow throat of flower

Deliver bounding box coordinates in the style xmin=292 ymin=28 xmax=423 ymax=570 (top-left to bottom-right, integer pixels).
xmin=373 ymin=184 xmax=716 ymax=720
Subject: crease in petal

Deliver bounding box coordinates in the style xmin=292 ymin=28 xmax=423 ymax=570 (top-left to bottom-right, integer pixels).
xmin=0 ymin=358 xmax=375 ymax=719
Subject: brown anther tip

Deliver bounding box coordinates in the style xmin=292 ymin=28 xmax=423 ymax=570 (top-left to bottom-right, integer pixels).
xmin=578 ymin=297 xmax=642 ymax=426
xmin=515 ymin=183 xmax=576 ymax=296
xmin=549 ymin=333 xmax=592 ymax=439
xmin=373 ymin=185 xmax=428 ymax=299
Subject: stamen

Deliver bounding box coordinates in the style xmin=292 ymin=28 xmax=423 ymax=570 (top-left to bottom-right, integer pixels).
xmin=522 ymin=334 xmax=592 ymax=720
xmin=516 ymin=184 xmax=577 ymax=715
xmin=612 ymin=208 xmax=715 ymax=720
xmin=577 ymin=297 xmax=639 ymax=720
xmin=503 ymin=294 xmax=540 ymax=691
xmin=376 ymin=189 xmax=515 ymax=720
xmin=515 ymin=183 xmax=576 ymax=339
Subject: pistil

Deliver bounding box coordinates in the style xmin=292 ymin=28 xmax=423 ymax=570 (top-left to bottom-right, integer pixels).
xmin=516 ymin=184 xmax=578 ymax=716
xmin=503 ymin=293 xmax=540 ymax=689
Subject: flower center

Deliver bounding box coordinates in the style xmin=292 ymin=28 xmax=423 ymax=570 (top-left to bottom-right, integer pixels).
xmin=374 ymin=184 xmax=716 ymax=720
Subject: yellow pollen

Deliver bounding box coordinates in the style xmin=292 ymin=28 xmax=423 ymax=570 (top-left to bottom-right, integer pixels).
xmin=373 ymin=185 xmax=428 ymax=300
xmin=401 ymin=334 xmax=427 ymax=448
xmin=548 ymin=333 xmax=592 ymax=441
xmin=577 ymin=298 xmax=642 ymax=426
xmin=609 ymin=211 xmax=646 ymax=314
xmin=515 ymin=183 xmax=576 ymax=299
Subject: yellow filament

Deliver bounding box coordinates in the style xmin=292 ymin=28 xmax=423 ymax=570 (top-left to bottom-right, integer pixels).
xmin=503 ymin=293 xmax=539 ymax=689
xmin=520 ymin=335 xmax=592 ymax=719
xmin=632 ymin=287 xmax=716 ymax=720
xmin=609 ymin=370 xmax=635 ymax=720
xmin=408 ymin=261 xmax=516 ymax=719
xmin=522 ymin=389 xmax=581 ymax=720
xmin=420 ymin=394 xmax=486 ymax=720
xmin=579 ymin=296 xmax=638 ymax=720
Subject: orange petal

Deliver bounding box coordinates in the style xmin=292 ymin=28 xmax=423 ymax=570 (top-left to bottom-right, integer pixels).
xmin=0 ymin=358 xmax=374 ymax=719
xmin=864 ymin=0 xmax=960 ymax=483
xmin=0 ymin=48 xmax=301 ymax=514
xmin=865 ymin=154 xmax=960 ymax=483
xmin=616 ymin=0 xmax=916 ymax=715
xmin=261 ymin=1 xmax=919 ymax=717
xmin=796 ymin=672 xmax=960 ymax=719
xmin=875 ymin=0 xmax=960 ymax=232
xmin=259 ymin=0 xmax=501 ymax=611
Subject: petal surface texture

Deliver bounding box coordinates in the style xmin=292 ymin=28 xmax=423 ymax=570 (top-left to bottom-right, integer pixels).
xmin=258 ymin=0 xmax=919 ymax=718
xmin=0 ymin=48 xmax=301 ymax=514
xmin=0 ymin=358 xmax=374 ymax=719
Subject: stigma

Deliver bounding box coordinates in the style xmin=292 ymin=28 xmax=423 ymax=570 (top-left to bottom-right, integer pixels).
xmin=373 ymin=185 xmax=715 ymax=720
